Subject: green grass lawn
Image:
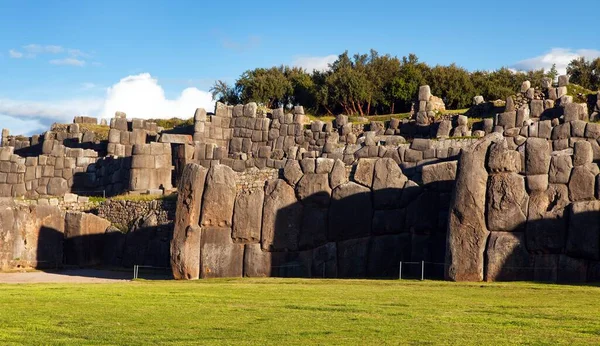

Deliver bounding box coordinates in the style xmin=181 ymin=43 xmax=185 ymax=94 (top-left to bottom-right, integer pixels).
xmin=0 ymin=278 xmax=599 ymax=345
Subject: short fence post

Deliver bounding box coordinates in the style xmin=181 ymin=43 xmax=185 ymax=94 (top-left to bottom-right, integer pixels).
xmin=398 ymin=261 xmax=402 ymax=280
xmin=421 ymin=261 xmax=424 ymax=281
xmin=133 ymin=265 xmax=138 ymax=280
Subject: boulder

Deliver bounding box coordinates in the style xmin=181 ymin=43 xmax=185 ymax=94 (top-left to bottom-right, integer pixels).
xmin=446 ymin=132 xmax=502 ymax=281
xmin=568 ymin=163 xmax=599 ymax=201
xmin=354 ymin=158 xmax=377 ymax=188
xmin=418 ymin=85 xmax=431 ymax=101
xmin=296 ymin=173 xmax=332 ymax=208
xmin=329 ymin=159 xmax=347 ymax=189
xmin=566 ymin=201 xmax=600 ymax=260
xmin=200 ymin=227 xmax=244 ymax=278
xmin=47 ymin=177 xmax=68 ymax=196
xmin=421 ymin=161 xmax=457 ymax=191
xmin=525 ymin=138 xmax=551 ymax=175
xmin=243 ymin=243 xmax=271 ymax=277
xmin=526 ymin=174 xmax=548 ymax=192
xmin=372 ymin=158 xmax=407 ymax=209
xmin=232 ymin=188 xmax=264 ymax=244
xmin=261 ymin=179 xmax=302 ymax=251
xmin=64 ymin=212 xmax=111 ymax=266
xmin=170 ymin=163 xmax=208 ymax=280
xmin=573 ymin=141 xmax=593 ymax=166
xmin=487 ymin=173 xmax=528 ymax=232
xmin=487 ymin=140 xmax=521 ymax=173
xmin=549 ymin=154 xmax=573 ymax=184
xmin=526 ymin=184 xmax=569 ymax=253
xmin=200 ymin=165 xmax=236 ymax=228
xmin=328 ymin=182 xmax=372 ymax=241
xmin=485 ymin=232 xmax=533 ymax=281
xmin=283 ymin=160 xmax=303 ymax=186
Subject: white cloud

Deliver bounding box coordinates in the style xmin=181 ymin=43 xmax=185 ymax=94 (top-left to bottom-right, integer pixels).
xmin=0 ymin=114 xmax=48 ymax=136
xmin=99 ymin=73 xmax=214 ymax=119
xmin=512 ymin=48 xmax=600 ymax=75
xmin=23 ymin=44 xmax=64 ymax=55
xmin=49 ymin=58 xmax=86 ymax=66
xmin=8 ymin=49 xmax=23 ymax=58
xmin=0 ymin=73 xmax=214 ymax=135
xmin=292 ymin=54 xmax=337 ymax=72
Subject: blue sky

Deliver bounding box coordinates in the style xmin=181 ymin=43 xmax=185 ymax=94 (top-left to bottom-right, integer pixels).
xmin=1 ymin=0 xmax=599 ymax=135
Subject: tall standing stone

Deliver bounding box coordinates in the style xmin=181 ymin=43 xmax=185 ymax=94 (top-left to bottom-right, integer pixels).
xmin=261 ymin=179 xmax=302 ymax=251
xmin=446 ymin=132 xmax=502 ymax=281
xmin=170 ymin=163 xmax=208 ymax=280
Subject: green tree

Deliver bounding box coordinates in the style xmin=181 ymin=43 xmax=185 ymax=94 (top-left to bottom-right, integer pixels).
xmin=428 ymin=63 xmax=474 ymax=109
xmin=235 ymin=66 xmax=292 ymax=108
xmin=209 ymin=80 xmax=239 ymax=104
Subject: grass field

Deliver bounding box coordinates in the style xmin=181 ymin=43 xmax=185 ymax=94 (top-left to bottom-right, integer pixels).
xmin=0 ymin=278 xmax=599 ymax=345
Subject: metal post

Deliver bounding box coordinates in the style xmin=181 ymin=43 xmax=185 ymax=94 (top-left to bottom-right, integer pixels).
xmin=421 ymin=261 xmax=424 ymax=281
xmin=399 ymin=261 xmax=402 ymax=280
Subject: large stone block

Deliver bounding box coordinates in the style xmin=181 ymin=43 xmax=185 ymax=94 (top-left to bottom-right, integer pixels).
xmin=486 ymin=173 xmax=528 ymax=232
xmin=548 ymin=154 xmax=573 ymax=184
xmin=261 ymin=179 xmax=302 ymax=251
xmin=64 ymin=212 xmax=111 ymax=266
xmin=526 ymin=184 xmax=569 ymax=253
xmin=329 ymin=159 xmax=347 ymax=189
xmin=418 ymin=85 xmax=431 ymax=101
xmin=421 ymin=161 xmax=457 ymax=191
xmin=232 ymin=188 xmax=264 ymax=244
xmin=446 ymin=133 xmax=503 ymax=281
xmin=311 ymin=242 xmax=337 ymax=278
xmin=372 ymin=158 xmax=407 ymax=209
xmin=296 ymin=173 xmax=331 ymax=208
xmin=47 ymin=177 xmax=68 ymax=196
xmin=354 ymin=158 xmax=377 ymax=188
xmin=200 ymin=227 xmax=244 ymax=278
xmin=568 ymin=163 xmax=599 ymax=201
xmin=485 ymin=232 xmax=533 ymax=281
xmin=337 ymin=237 xmax=370 ymax=278
xmin=328 ymin=182 xmax=372 ymax=241
xmin=298 ymin=207 xmax=328 ymax=250
xmin=557 ymin=255 xmax=587 ymax=283
xmin=525 ymin=138 xmax=551 ymax=175
xmin=487 ymin=140 xmax=521 ymax=173
xmin=567 ymin=201 xmax=600 ymax=260
xmin=200 ymin=165 xmax=236 ymax=228
xmin=171 ymin=163 xmax=208 ymax=280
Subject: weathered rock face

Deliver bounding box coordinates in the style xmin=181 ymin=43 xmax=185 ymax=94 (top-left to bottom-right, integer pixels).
xmin=232 ymin=188 xmax=264 ymax=244
xmin=261 ymin=179 xmax=302 ymax=251
xmin=372 ymin=158 xmax=407 ymax=209
xmin=486 ymin=173 xmax=528 ymax=232
xmin=170 ymin=163 xmax=207 ymax=280
xmin=1 ymin=201 xmax=65 ymax=270
xmin=64 ymin=211 xmax=111 ymax=266
xmin=328 ymin=182 xmax=372 ymax=241
xmin=200 ymin=227 xmax=244 ymax=278
xmin=201 ymin=165 xmax=236 ymax=227
xmin=525 ymin=138 xmax=550 ymax=175
xmin=296 ymin=173 xmax=332 ymax=208
xmin=446 ymin=133 xmax=502 ymax=281
xmin=337 ymin=237 xmax=370 ymax=278
xmin=485 ymin=232 xmax=532 ymax=281
xmin=526 ymin=184 xmax=569 ymax=253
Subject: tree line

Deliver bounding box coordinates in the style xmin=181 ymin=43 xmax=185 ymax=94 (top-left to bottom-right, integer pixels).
xmin=210 ymin=50 xmax=598 ymax=116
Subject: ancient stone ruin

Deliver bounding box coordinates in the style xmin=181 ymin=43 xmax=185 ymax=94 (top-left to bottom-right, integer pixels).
xmin=2 ymin=75 xmax=600 ymax=283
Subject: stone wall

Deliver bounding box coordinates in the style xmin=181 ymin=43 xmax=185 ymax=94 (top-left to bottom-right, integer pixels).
xmin=447 ymin=118 xmax=600 ymax=283
xmin=171 ymin=157 xmax=457 ymax=279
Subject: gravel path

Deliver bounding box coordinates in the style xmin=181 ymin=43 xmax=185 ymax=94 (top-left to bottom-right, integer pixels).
xmin=0 ymin=269 xmax=133 ymax=284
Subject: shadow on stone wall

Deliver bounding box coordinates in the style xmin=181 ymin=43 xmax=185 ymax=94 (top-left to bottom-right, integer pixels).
xmin=36 ymin=225 xmax=173 ymax=274
xmin=255 ymin=185 xmax=449 ymax=280
xmin=483 ymin=210 xmax=600 ymax=284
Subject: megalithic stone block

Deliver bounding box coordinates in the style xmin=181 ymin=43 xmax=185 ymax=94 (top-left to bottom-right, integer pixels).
xmin=171 ymin=163 xmax=208 ymax=280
